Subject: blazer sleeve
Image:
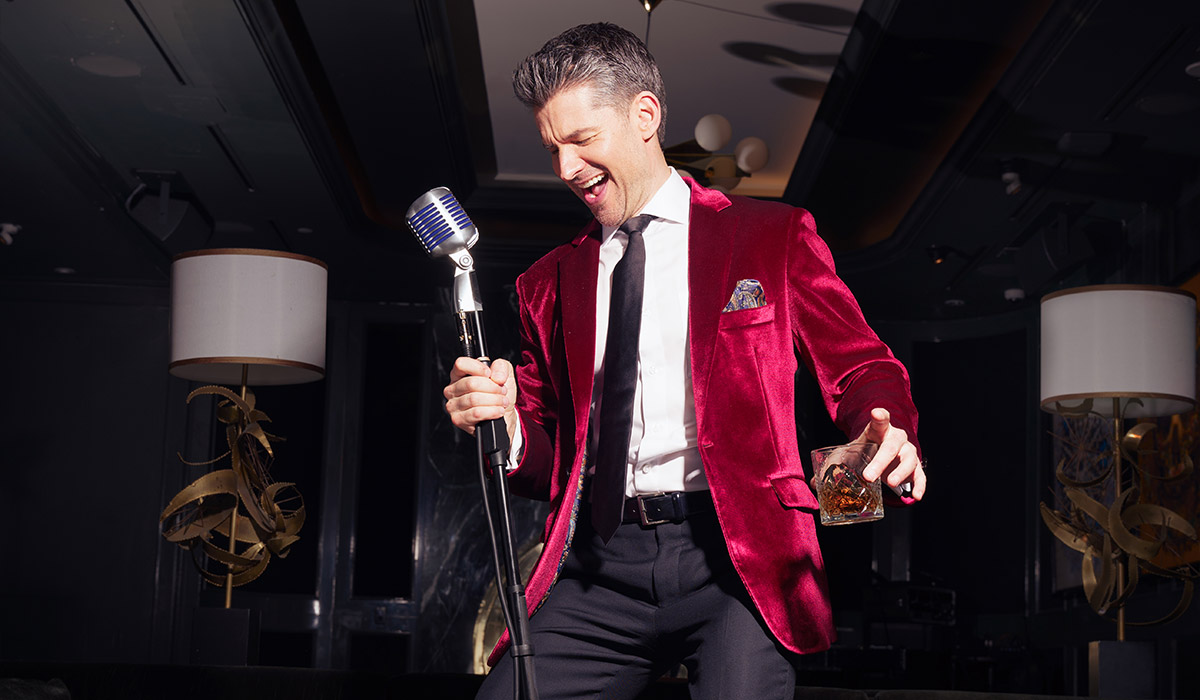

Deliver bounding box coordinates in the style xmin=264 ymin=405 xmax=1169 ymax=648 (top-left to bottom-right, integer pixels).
xmin=786 ymin=208 xmax=922 ymax=460
xmin=503 ymin=272 xmax=557 ymax=501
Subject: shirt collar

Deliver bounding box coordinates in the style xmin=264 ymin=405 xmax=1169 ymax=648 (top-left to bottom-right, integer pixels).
xmin=601 ymin=168 xmax=690 ymax=244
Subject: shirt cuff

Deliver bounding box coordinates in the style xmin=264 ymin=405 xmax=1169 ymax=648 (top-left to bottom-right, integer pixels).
xmin=507 ymin=413 xmax=524 ymax=472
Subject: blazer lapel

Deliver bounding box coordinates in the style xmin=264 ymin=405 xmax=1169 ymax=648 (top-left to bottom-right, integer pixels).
xmin=558 ymin=224 xmax=601 ymax=438
xmin=686 ymin=180 xmax=735 ymax=436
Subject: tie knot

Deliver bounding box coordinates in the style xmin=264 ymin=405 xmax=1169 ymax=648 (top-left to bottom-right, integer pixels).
xmin=618 ymin=214 xmax=655 ymax=237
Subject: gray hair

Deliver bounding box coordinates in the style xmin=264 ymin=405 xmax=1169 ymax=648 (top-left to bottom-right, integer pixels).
xmin=512 ymin=22 xmax=667 ymax=144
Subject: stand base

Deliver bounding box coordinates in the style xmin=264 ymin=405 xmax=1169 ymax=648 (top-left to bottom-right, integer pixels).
xmin=1088 ymin=640 xmax=1153 ymax=698
xmin=191 ymin=607 xmax=260 ymax=666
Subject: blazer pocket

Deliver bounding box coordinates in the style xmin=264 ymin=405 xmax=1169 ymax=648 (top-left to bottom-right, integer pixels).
xmin=718 ymin=302 xmax=775 ymax=330
xmin=770 ymin=474 xmax=819 ymax=511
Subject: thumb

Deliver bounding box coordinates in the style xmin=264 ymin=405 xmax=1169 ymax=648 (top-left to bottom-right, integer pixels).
xmin=489 ymin=358 xmax=513 ymax=386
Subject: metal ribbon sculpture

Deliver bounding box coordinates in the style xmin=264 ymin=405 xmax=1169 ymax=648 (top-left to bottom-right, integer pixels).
xmin=160 ymin=385 xmax=305 ymax=588
xmin=1041 ymin=399 xmax=1198 ymax=625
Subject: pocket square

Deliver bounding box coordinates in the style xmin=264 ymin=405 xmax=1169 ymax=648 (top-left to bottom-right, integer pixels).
xmin=723 ymin=279 xmax=767 ymax=312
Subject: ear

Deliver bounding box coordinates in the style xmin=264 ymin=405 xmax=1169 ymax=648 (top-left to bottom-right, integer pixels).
xmin=630 ymin=91 xmax=662 ymax=144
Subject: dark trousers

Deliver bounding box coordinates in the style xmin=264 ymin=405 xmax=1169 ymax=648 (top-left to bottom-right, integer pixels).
xmin=477 ymin=504 xmax=797 ymax=700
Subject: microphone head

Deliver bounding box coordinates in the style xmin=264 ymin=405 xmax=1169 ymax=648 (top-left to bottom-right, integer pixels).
xmin=406 ymin=187 xmax=479 ymax=259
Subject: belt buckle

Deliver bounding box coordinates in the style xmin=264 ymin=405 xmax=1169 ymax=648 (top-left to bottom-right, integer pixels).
xmin=637 ymin=492 xmax=670 ymax=526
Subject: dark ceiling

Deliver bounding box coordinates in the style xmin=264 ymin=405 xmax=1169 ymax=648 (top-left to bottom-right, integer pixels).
xmin=2 ymin=0 xmax=1199 ymax=322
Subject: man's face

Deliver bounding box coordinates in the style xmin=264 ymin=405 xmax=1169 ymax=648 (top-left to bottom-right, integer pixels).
xmin=535 ymin=83 xmax=659 ymax=228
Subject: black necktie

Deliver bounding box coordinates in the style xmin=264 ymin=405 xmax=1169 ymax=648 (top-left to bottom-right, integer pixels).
xmin=592 ymin=214 xmax=655 ymax=542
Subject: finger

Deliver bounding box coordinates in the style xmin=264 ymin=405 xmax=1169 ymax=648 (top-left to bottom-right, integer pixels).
xmin=489 ymin=359 xmax=518 ymax=405
xmin=446 ymin=380 xmax=509 ymax=412
xmin=450 ymin=356 xmax=492 ymax=383
xmin=911 ymin=462 xmax=927 ymax=500
xmin=862 ymin=427 xmax=908 ymax=482
xmin=446 ymin=393 xmax=510 ymax=433
xmin=449 ymin=403 xmax=509 ymax=427
xmin=443 ymin=374 xmax=507 ymax=402
xmin=861 ymin=407 xmax=892 ymax=444
xmin=883 ymin=442 xmax=918 ymax=488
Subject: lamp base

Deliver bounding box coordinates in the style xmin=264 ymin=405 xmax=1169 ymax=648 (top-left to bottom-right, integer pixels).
xmin=191 ymin=607 xmax=260 ymax=666
xmin=1088 ymin=640 xmax=1153 ymax=698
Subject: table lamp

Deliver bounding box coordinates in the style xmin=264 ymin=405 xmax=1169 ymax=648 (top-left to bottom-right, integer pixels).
xmin=1039 ymin=283 xmax=1198 ymax=696
xmin=160 ymin=248 xmax=327 ymax=608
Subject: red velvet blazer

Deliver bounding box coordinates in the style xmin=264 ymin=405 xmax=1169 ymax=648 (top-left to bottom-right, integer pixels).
xmin=489 ymin=179 xmax=920 ymax=666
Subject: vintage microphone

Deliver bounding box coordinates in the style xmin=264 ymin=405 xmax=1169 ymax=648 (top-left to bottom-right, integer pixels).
xmin=406 ymin=187 xmax=538 ymax=699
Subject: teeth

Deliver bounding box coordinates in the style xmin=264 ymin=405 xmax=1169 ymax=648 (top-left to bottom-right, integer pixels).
xmin=581 ymin=174 xmax=605 ymax=189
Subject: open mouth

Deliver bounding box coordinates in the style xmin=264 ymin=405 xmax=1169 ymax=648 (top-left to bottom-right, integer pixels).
xmin=579 ymin=173 xmax=608 ymax=203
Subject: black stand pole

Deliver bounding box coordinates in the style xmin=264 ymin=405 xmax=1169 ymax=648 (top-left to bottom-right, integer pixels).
xmin=458 ymin=310 xmax=538 ymax=700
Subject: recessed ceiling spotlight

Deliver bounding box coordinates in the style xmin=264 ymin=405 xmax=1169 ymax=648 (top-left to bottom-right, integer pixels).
xmin=297 ymin=227 xmax=313 ymax=234
xmin=72 ymin=54 xmax=142 ymax=78
xmin=54 ymin=267 xmax=77 ymax=275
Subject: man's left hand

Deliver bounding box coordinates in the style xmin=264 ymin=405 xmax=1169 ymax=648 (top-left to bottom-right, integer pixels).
xmin=857 ymin=408 xmax=925 ymax=500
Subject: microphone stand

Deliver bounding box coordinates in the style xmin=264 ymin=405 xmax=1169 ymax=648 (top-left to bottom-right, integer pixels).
xmin=450 ymin=258 xmax=539 ymax=700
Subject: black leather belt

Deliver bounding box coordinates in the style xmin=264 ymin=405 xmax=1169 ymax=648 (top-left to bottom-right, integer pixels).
xmin=621 ymin=490 xmax=714 ymax=526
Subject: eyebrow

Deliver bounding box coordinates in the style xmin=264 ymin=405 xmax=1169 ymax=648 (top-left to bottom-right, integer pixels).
xmin=543 ymin=127 xmax=598 ymax=150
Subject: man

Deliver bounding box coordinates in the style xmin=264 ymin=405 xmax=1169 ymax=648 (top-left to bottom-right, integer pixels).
xmin=444 ymin=22 xmax=926 ymax=700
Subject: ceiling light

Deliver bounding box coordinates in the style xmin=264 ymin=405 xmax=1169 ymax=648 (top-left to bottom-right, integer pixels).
xmin=0 ymin=222 xmax=20 ymax=245
xmin=664 ymin=115 xmax=770 ymax=193
xmin=71 ymin=54 xmax=142 ymax=78
xmin=1000 ymin=159 xmax=1022 ymax=196
xmin=1185 ymin=61 xmax=1200 ymax=79
xmin=1002 ymin=171 xmax=1022 ymax=195
xmin=54 ymin=267 xmax=76 ymax=275
xmin=926 ymin=244 xmax=971 ymax=265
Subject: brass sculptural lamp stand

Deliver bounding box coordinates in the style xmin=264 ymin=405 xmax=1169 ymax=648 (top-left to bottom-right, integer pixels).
xmin=1040 ymin=285 xmax=1198 ymax=698
xmin=222 ymin=363 xmax=250 ymax=611
xmin=162 ymin=248 xmax=328 ymax=664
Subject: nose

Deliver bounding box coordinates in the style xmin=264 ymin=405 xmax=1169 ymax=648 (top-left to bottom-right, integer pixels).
xmin=555 ymin=146 xmax=583 ymax=182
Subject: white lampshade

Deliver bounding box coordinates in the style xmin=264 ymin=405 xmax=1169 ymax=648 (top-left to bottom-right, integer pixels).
xmin=1040 ymin=284 xmax=1196 ymax=418
xmin=169 ymin=248 xmax=328 ymax=385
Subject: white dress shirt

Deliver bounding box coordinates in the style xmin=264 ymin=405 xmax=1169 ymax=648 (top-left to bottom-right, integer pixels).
xmin=591 ymin=169 xmax=706 ymax=496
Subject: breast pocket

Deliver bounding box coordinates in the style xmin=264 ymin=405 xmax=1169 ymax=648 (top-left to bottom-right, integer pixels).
xmin=717 ymin=302 xmax=775 ymax=330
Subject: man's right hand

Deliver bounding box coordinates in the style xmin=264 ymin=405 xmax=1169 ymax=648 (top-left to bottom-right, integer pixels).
xmin=444 ymin=357 xmax=518 ymax=442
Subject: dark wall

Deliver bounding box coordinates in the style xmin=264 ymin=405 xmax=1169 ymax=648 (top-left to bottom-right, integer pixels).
xmin=0 ymin=288 xmax=182 ymax=662
xmin=911 ymin=330 xmax=1029 ymax=618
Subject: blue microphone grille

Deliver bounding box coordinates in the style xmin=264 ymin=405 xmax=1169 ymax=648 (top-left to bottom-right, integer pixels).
xmin=439 ymin=191 xmax=474 ymax=230
xmin=405 ymin=186 xmax=478 ymax=258
xmin=409 ymin=202 xmax=454 ymax=253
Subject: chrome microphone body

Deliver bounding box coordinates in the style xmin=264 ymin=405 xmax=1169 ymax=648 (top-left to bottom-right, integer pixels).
xmin=406 ymin=186 xmax=483 ymax=315
xmin=405 ymin=186 xmax=505 ymax=451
